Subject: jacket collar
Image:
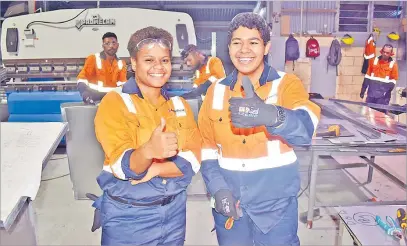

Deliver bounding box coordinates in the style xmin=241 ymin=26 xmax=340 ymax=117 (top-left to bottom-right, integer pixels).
xmin=378 ymin=55 xmax=393 ymax=62
xmin=122 ymin=77 xmax=170 ymax=100
xmin=220 ymin=62 xmax=280 ymax=90
xmin=99 ymin=51 xmax=119 ymax=60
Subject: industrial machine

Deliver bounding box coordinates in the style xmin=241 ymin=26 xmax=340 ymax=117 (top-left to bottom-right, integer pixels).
xmin=1 ymin=7 xmax=197 ymax=123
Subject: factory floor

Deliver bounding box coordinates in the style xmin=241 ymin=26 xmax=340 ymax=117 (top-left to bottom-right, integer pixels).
xmin=33 ymin=149 xmax=406 ymax=245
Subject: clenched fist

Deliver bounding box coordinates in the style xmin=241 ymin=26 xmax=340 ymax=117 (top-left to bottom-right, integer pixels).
xmin=144 ymin=118 xmax=178 ymax=159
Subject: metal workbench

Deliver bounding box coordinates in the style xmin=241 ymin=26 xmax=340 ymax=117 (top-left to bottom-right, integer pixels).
xmin=301 ymin=99 xmax=407 ymax=229
xmin=0 ymin=122 xmax=67 ymax=245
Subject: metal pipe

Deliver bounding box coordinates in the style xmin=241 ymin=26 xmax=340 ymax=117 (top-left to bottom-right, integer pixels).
xmin=211 ymin=32 xmax=216 ymax=57
xmin=300 ymin=0 xmax=303 ymax=36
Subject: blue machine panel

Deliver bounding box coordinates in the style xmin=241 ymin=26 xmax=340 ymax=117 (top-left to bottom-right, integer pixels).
xmin=7 ymin=92 xmax=82 ymax=115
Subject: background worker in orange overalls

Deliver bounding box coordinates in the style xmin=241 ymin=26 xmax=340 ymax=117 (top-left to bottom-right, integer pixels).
xmin=198 ymin=13 xmax=320 ymax=246
xmin=360 ymin=44 xmax=399 ymax=107
xmin=77 ymin=32 xmax=127 ymax=104
xmin=91 ymin=27 xmax=201 ymax=246
xmin=180 ymin=44 xmax=226 ymax=99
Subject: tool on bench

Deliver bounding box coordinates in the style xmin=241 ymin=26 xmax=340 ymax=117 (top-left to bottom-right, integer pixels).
xmin=397 ymin=208 xmax=407 ymax=235
xmin=376 ymin=215 xmax=403 ymax=240
xmin=316 ymin=125 xmax=340 ymax=138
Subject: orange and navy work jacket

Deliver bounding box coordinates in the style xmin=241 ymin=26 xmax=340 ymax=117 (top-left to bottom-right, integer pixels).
xmin=364 ymin=36 xmax=376 ymax=60
xmin=77 ymin=51 xmax=127 ymax=92
xmin=94 ymin=77 xmax=202 ymax=202
xmin=198 ymin=64 xmax=320 ymax=233
xmin=362 ymin=56 xmax=398 ymax=98
xmin=193 ymin=56 xmax=226 ymax=88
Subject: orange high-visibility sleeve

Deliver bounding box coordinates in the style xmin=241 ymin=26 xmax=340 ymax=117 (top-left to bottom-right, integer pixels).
xmin=279 ymin=74 xmax=321 ymax=130
xmin=197 ymin=84 xmax=218 ymax=152
xmin=178 ymin=97 xmax=202 ymax=165
xmin=94 ymin=91 xmax=134 ymax=179
xmin=77 ymin=55 xmax=97 ymax=82
xmin=210 ymin=57 xmax=226 ymax=79
xmin=391 ymin=62 xmax=399 ymax=81
xmin=118 ymin=60 xmax=128 ymax=83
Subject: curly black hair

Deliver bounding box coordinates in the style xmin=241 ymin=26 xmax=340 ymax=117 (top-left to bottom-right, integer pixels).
xmin=127 ymin=26 xmax=174 ymax=57
xmin=228 ymin=12 xmax=270 ymax=45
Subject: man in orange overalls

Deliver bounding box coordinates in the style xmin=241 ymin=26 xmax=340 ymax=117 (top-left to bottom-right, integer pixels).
xmin=361 ymin=44 xmax=399 ymax=107
xmin=198 ymin=13 xmax=320 ymax=245
xmin=77 ymin=32 xmax=127 ymax=104
xmin=180 ymin=44 xmax=226 ymax=99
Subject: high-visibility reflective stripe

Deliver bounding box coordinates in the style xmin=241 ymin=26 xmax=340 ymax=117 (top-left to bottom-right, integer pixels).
xmin=118 ymin=60 xmax=123 ymax=70
xmin=364 ymin=53 xmax=375 ymax=59
xmin=178 ymin=151 xmax=200 ymax=173
xmin=170 ymin=96 xmax=187 ymax=117
xmin=208 ymin=76 xmax=217 ymax=83
xmin=193 ymin=84 xmax=198 ymax=88
xmin=116 ymin=81 xmax=126 ymax=86
xmin=77 ymin=79 xmax=89 ymax=85
xmin=364 ymin=74 xmax=396 ymax=84
xmin=265 ymin=71 xmax=285 ymax=104
xmin=196 ymin=70 xmax=200 ymax=79
xmin=217 ymin=141 xmax=297 ymax=171
xmin=202 ymin=148 xmax=218 ymax=161
xmin=293 ymin=106 xmax=319 ymax=133
xmin=212 ymin=82 xmax=226 ymax=110
xmin=367 ymin=37 xmax=373 ymax=44
xmin=206 ymin=57 xmax=213 ymax=74
xmin=389 ymin=60 xmax=395 ymax=69
xmin=103 ymin=148 xmax=133 ymax=180
xmin=373 ymin=57 xmax=379 ymax=65
xmin=88 ymin=82 xmax=117 ymax=92
xmin=95 ymin=53 xmax=102 ymax=70
xmin=116 ymin=92 xmax=137 ymax=114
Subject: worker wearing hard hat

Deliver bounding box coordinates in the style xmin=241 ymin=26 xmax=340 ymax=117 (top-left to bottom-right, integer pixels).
xmin=360 ymin=44 xmax=399 ymax=107
xmin=361 ymin=34 xmax=376 ymax=74
xmin=198 ymin=12 xmax=320 ymax=245
xmin=180 ymin=44 xmax=226 ymax=99
xmin=91 ymin=27 xmax=201 ymax=245
xmin=77 ymin=32 xmax=127 ymax=104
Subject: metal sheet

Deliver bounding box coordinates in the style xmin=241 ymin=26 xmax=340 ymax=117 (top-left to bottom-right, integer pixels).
xmin=61 ymin=103 xmax=104 ymax=200
xmin=0 ymin=122 xmax=67 ymax=229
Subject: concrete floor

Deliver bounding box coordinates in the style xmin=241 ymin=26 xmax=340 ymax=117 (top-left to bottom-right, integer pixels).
xmin=33 ymin=149 xmax=406 ymax=245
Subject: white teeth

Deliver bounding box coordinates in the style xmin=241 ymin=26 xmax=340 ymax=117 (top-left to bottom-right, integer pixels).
xmin=238 ymin=58 xmax=253 ymax=63
xmin=150 ymin=73 xmax=164 ymax=77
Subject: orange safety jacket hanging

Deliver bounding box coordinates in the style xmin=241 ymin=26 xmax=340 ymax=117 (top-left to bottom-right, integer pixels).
xmin=361 ymin=36 xmax=376 ymax=74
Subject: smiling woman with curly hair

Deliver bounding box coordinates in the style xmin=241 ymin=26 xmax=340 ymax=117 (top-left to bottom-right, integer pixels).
xmin=92 ymin=26 xmax=202 ymax=246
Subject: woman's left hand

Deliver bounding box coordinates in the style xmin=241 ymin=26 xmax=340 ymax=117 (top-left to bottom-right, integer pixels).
xmin=130 ymin=163 xmax=160 ymax=185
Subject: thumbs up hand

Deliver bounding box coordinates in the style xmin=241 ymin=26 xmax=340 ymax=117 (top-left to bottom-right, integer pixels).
xmin=144 ymin=118 xmax=178 ymax=159
xmin=228 ymin=76 xmax=278 ymax=128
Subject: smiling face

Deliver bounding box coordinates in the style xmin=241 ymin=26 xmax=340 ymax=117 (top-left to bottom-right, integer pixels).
xmin=131 ymin=43 xmax=172 ymax=88
xmin=228 ymin=26 xmax=270 ymax=75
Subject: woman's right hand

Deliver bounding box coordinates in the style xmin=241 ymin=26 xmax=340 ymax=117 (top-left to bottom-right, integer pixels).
xmin=144 ymin=118 xmax=178 ymax=159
